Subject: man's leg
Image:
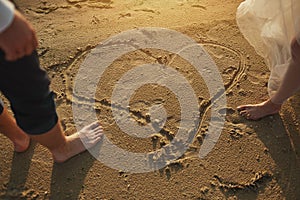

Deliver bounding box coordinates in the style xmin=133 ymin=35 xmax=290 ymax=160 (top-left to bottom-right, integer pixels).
xmin=0 ymin=51 xmax=103 ymax=162
xmin=0 ymin=106 xmax=30 ymax=152
xmin=237 ymin=38 xmax=300 ymax=120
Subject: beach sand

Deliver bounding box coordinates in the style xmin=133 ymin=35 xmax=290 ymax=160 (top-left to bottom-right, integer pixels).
xmin=0 ymin=0 xmax=300 ymax=199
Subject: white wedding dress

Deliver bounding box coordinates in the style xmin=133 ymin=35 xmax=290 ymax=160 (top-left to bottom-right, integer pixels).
xmin=236 ymin=0 xmax=300 ymax=97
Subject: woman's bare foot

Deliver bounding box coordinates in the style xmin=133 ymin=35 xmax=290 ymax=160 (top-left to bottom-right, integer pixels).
xmin=237 ymin=99 xmax=282 ymax=120
xmin=51 ymin=121 xmax=103 ymax=163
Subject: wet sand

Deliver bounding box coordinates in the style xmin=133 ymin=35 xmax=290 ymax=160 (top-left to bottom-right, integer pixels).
xmin=1 ymin=0 xmax=300 ymax=199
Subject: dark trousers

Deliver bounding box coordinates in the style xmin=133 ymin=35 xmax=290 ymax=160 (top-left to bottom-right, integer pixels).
xmin=0 ymin=51 xmax=58 ymax=135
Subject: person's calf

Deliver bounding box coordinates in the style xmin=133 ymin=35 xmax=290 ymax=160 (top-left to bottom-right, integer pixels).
xmin=0 ymin=108 xmax=30 ymax=152
xmin=291 ymin=37 xmax=300 ymax=64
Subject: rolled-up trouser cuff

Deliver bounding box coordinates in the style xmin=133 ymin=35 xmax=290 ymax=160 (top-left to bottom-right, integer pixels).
xmin=11 ymin=92 xmax=58 ymax=135
xmin=0 ymin=50 xmax=58 ymax=135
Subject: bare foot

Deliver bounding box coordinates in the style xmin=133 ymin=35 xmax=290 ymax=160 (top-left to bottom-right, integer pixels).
xmin=237 ymin=99 xmax=282 ymax=120
xmin=52 ymin=121 xmax=103 ymax=163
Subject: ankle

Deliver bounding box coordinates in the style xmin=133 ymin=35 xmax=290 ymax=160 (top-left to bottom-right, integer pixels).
xmin=269 ymin=96 xmax=283 ymax=104
xmin=267 ymin=99 xmax=282 ymax=110
xmin=49 ymin=139 xmax=68 ymax=154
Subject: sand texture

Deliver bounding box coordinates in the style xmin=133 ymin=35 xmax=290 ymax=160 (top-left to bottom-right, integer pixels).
xmin=1 ymin=0 xmax=300 ymax=199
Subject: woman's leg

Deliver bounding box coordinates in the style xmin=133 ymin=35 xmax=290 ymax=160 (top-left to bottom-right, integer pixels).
xmin=237 ymin=38 xmax=300 ymax=120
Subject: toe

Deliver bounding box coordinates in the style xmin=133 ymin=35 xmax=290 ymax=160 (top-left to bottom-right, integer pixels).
xmin=93 ymin=127 xmax=103 ymax=133
xmin=89 ymin=121 xmax=101 ymax=129
xmin=91 ymin=132 xmax=103 ymax=139
xmin=239 ymin=109 xmax=249 ymax=116
xmin=237 ymin=105 xmax=249 ymax=111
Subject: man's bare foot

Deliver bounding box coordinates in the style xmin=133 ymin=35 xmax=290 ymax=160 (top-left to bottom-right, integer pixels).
xmin=51 ymin=121 xmax=103 ymax=163
xmin=237 ymin=99 xmax=282 ymax=120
